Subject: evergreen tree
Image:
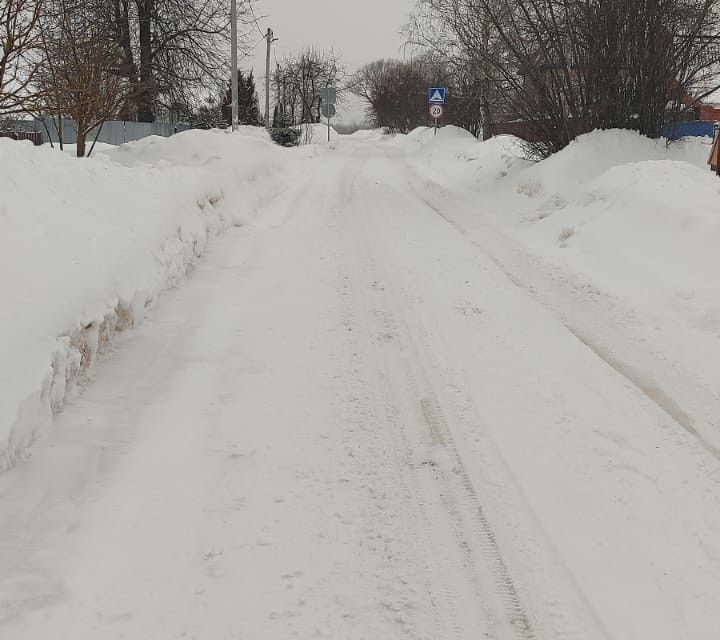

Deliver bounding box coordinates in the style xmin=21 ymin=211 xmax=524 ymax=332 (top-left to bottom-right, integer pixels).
xmin=192 ymin=96 xmax=226 ymax=130
xmin=240 ymin=71 xmax=261 ymax=125
xmin=222 ymin=71 xmax=261 ymax=126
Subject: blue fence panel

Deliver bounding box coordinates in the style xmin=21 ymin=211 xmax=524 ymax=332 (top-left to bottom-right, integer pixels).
xmin=664 ymin=120 xmax=716 ymax=140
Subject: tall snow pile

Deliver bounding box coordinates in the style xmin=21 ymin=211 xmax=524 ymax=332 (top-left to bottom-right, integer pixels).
xmin=490 ymin=130 xmax=720 ymax=314
xmin=403 ymin=129 xmax=719 ymax=308
xmin=404 ymin=125 xmax=711 ymax=191
xmin=0 ymin=129 xmax=295 ymax=470
xmin=397 ymin=124 xmax=532 ymax=188
xmin=295 ymin=123 xmax=340 ymax=147
xmin=510 ymin=132 xmax=720 ymax=381
xmin=402 ymin=126 xmax=720 ymax=425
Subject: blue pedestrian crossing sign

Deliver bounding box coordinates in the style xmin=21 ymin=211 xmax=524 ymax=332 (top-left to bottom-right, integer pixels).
xmin=428 ymin=87 xmax=447 ymax=104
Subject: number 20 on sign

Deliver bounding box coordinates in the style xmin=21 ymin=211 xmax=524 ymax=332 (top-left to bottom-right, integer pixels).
xmin=429 ymin=104 xmax=444 ymax=119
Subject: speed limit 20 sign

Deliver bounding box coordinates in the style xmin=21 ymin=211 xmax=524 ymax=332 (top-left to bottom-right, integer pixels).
xmin=429 ymin=104 xmax=444 ymax=119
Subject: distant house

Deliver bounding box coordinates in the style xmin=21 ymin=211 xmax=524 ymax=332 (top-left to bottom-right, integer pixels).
xmin=663 ymin=90 xmax=720 ymax=140
xmin=696 ymin=99 xmax=720 ymax=122
xmin=491 ymin=89 xmax=720 ymax=143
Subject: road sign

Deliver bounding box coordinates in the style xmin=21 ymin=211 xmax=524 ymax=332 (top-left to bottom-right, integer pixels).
xmin=429 ymin=104 xmax=444 ymax=119
xmin=320 ymin=87 xmax=337 ymax=143
xmin=428 ymin=87 xmax=447 ymax=104
xmin=320 ymin=87 xmax=337 ymax=105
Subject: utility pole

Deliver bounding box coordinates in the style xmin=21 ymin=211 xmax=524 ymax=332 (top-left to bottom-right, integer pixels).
xmin=265 ymin=28 xmax=274 ymax=129
xmin=230 ymin=0 xmax=238 ymax=131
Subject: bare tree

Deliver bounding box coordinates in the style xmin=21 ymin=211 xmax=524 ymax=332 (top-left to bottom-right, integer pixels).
xmin=350 ymin=58 xmax=429 ymax=133
xmin=409 ymin=0 xmax=720 ymax=156
xmin=274 ymin=47 xmax=345 ymax=125
xmin=407 ymin=0 xmax=504 ymax=138
xmin=350 ymin=55 xmax=482 ymax=134
xmin=38 ymin=0 xmax=131 ymax=156
xmin=0 ymin=0 xmax=42 ymax=115
xmin=109 ymin=0 xmax=258 ymax=122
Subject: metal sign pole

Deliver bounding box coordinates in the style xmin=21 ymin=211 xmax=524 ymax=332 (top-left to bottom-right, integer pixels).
xmin=320 ymin=87 xmax=336 ymax=143
xmin=265 ymin=29 xmax=273 ymax=129
xmin=428 ymin=87 xmax=447 ymax=136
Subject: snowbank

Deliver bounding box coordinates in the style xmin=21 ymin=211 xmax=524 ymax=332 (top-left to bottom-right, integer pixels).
xmin=400 ymin=125 xmax=720 ymax=443
xmin=494 ymin=130 xmax=720 ymax=310
xmin=400 ymin=125 xmax=531 ymax=188
xmin=296 ymin=123 xmax=339 ymax=146
xmin=0 ymin=130 xmax=296 ymax=469
xmin=344 ymin=128 xmax=387 ymax=142
xmin=397 ymin=124 xmax=477 ymax=145
xmin=402 ymin=128 xmax=717 ymax=274
xmin=404 ymin=126 xmax=712 ymax=195
xmin=49 ymin=141 xmax=118 ymax=157
xmin=515 ymin=129 xmax=711 ymax=199
xmin=101 ymin=127 xmax=274 ymax=169
xmin=514 ymin=142 xmax=720 ymax=362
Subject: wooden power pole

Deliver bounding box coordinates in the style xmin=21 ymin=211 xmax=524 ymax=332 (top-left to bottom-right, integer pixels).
xmin=265 ymin=28 xmax=274 ymax=128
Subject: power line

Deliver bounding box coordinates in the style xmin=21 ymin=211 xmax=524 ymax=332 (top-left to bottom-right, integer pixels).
xmin=241 ymin=33 xmax=266 ymax=58
xmin=247 ymin=0 xmax=265 ymax=39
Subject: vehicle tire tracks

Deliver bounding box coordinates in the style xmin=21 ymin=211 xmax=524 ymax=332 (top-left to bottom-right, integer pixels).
xmin=345 ymin=167 xmax=538 ymax=639
xmin=402 ymin=159 xmax=720 ymax=464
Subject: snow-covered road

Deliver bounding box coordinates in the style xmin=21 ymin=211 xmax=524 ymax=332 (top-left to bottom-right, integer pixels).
xmin=2 ymin=140 xmax=720 ymax=639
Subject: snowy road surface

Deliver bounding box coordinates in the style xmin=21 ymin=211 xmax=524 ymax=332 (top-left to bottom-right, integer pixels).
xmin=2 ymin=139 xmax=720 ymax=639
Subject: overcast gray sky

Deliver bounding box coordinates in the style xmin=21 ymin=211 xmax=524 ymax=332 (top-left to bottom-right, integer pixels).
xmin=247 ymin=0 xmax=417 ymax=122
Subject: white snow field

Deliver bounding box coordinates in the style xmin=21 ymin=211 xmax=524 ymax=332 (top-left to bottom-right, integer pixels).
xmin=1 ymin=126 xmax=720 ymax=639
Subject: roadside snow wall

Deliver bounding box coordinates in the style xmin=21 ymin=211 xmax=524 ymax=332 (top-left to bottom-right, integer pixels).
xmin=0 ymin=128 xmax=293 ymax=470
xmin=401 ymin=126 xmax=720 ymax=418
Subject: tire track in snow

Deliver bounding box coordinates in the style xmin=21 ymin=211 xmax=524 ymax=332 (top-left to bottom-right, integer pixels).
xmin=562 ymin=329 xmax=720 ymax=460
xmin=402 ymin=286 xmax=612 ymax=640
xmin=403 ymin=162 xmax=720 ymax=465
xmin=420 ymin=394 xmax=536 ymax=639
xmin=362 ymin=273 xmax=496 ymax=640
xmin=345 ymin=164 xmax=537 ymax=640
xmin=363 ymin=150 xmax=613 ymax=639
xmin=386 ymin=286 xmax=537 ymax=640
xmin=339 ymin=167 xmax=470 ymax=639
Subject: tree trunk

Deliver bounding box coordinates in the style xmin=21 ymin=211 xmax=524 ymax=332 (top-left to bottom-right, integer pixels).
xmin=481 ymin=98 xmax=493 ymax=140
xmin=136 ymin=0 xmax=154 ymax=122
xmin=115 ymin=0 xmax=138 ymax=119
xmin=76 ymin=131 xmax=86 ymax=157
xmin=57 ymin=114 xmax=64 ymax=151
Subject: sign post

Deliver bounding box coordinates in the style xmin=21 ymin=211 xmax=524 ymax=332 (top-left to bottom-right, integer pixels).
xmin=320 ymin=87 xmax=337 ymax=142
xmin=428 ymin=87 xmax=447 ymax=136
xmin=429 ymin=104 xmax=444 ymax=136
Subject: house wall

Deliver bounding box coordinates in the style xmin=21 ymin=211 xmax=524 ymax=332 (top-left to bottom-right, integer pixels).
xmin=698 ymin=104 xmax=720 ymax=122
